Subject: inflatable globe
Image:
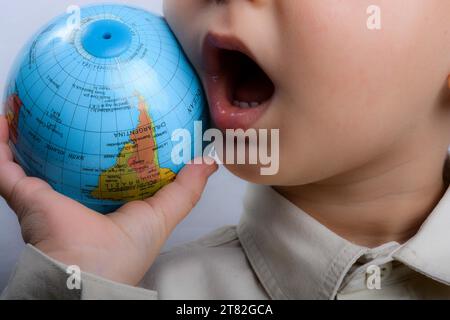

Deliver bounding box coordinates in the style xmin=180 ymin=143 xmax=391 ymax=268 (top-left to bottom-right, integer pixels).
xmin=3 ymin=4 xmax=208 ymax=213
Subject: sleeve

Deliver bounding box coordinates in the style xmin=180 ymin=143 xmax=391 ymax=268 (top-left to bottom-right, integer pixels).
xmin=0 ymin=244 xmax=158 ymax=300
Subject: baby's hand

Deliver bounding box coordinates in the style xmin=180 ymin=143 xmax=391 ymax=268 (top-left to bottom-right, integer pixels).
xmin=0 ymin=115 xmax=218 ymax=286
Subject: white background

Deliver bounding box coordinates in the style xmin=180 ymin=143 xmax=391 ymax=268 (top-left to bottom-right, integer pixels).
xmin=0 ymin=0 xmax=248 ymax=291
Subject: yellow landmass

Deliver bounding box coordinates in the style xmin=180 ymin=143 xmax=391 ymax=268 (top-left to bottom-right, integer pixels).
xmin=91 ymin=95 xmax=176 ymax=202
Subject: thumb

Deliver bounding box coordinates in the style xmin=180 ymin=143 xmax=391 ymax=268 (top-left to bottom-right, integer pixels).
xmin=114 ymin=158 xmax=218 ymax=239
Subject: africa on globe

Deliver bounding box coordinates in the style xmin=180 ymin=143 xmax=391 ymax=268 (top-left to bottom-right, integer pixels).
xmin=4 ymin=4 xmax=208 ymax=213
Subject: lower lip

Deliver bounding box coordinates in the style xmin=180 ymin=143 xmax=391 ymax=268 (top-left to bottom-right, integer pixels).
xmin=204 ymin=75 xmax=271 ymax=131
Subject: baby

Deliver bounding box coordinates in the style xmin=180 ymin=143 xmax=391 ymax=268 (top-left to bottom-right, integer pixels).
xmin=1 ymin=0 xmax=450 ymax=300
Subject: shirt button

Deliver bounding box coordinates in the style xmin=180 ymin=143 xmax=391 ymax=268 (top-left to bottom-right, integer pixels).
xmin=380 ymin=262 xmax=393 ymax=280
xmin=365 ymin=262 xmax=393 ymax=290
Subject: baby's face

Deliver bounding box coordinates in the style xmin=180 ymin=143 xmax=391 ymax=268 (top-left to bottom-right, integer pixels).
xmin=164 ymin=0 xmax=450 ymax=185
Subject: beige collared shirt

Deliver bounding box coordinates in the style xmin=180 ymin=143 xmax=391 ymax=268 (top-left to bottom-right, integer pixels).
xmin=2 ymin=154 xmax=450 ymax=300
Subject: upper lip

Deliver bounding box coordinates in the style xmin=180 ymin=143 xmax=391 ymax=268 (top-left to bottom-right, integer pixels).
xmin=202 ymin=32 xmax=259 ymax=76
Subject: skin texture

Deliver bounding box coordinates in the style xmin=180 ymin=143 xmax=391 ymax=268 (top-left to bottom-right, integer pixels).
xmin=0 ymin=0 xmax=449 ymax=286
xmin=164 ymin=0 xmax=450 ymax=246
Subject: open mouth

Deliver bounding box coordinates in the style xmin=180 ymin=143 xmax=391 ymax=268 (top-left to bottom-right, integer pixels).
xmin=219 ymin=49 xmax=275 ymax=109
xmin=202 ymin=33 xmax=275 ymax=129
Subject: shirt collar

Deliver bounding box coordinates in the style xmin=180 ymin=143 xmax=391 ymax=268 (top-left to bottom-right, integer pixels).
xmin=237 ymin=184 xmax=366 ymax=300
xmin=237 ymin=150 xmax=450 ymax=299
xmin=393 ymin=151 xmax=450 ymax=285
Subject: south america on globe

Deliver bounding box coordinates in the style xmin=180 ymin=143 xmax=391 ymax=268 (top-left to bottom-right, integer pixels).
xmin=3 ymin=4 xmax=208 ymax=213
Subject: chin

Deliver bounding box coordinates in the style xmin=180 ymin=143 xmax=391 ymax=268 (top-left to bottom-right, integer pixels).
xmin=223 ymin=164 xmax=285 ymax=186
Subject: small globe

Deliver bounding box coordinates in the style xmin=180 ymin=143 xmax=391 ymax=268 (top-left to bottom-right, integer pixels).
xmin=4 ymin=4 xmax=208 ymax=213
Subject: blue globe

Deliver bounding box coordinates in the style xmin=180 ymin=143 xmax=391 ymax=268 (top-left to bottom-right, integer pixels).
xmin=4 ymin=4 xmax=208 ymax=213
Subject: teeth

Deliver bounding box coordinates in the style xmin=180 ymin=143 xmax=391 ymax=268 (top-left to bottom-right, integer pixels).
xmin=233 ymin=100 xmax=261 ymax=108
xmin=239 ymin=102 xmax=250 ymax=109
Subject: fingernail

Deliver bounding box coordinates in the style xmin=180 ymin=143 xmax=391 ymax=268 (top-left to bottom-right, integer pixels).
xmin=203 ymin=158 xmax=219 ymax=176
xmin=203 ymin=156 xmax=218 ymax=166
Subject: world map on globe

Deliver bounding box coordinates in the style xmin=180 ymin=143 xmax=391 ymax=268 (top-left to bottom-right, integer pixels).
xmin=4 ymin=4 xmax=208 ymax=213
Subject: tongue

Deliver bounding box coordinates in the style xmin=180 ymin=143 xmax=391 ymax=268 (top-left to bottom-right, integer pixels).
xmin=233 ymin=71 xmax=275 ymax=103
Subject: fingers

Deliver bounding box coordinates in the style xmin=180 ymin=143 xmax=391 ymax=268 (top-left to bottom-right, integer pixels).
xmin=117 ymin=158 xmax=218 ymax=237
xmin=0 ymin=115 xmax=48 ymax=217
xmin=0 ymin=115 xmax=25 ymax=202
xmin=0 ymin=116 xmax=13 ymax=162
xmin=0 ymin=161 xmax=27 ymax=207
xmin=0 ymin=115 xmax=9 ymax=143
xmin=0 ymin=142 xmax=13 ymax=163
xmin=147 ymin=158 xmax=218 ymax=233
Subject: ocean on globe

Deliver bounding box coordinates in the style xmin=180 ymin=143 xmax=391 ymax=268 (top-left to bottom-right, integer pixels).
xmin=3 ymin=4 xmax=208 ymax=213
